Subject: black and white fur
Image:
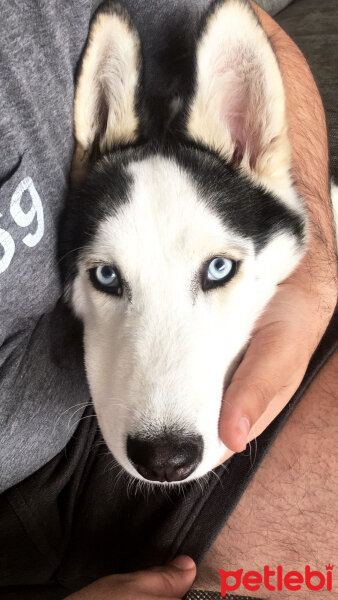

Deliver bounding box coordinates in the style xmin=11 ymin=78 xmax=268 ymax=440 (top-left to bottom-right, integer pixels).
xmin=59 ymin=0 xmax=307 ymax=484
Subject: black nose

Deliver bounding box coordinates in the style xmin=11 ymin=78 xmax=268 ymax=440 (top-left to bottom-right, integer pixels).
xmin=126 ymin=433 xmax=203 ymax=482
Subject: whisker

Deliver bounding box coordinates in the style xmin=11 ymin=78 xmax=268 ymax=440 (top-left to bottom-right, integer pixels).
xmin=53 ymin=401 xmax=91 ymax=434
xmin=57 ymin=245 xmax=89 ymax=266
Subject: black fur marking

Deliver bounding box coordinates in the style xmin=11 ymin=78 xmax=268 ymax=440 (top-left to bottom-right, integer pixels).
xmin=59 ymin=141 xmax=305 ymax=291
xmin=59 ymin=158 xmax=133 ymax=289
xmin=61 ymin=0 xmax=305 ymax=291
xmin=107 ymin=0 xmax=203 ymax=141
xmin=167 ymin=141 xmax=306 ymax=252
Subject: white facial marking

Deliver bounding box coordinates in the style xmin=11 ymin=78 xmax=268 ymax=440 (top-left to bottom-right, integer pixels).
xmin=71 ymin=156 xmax=303 ymax=483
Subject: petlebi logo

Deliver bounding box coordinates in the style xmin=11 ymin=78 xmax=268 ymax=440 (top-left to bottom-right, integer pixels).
xmin=218 ymin=564 xmax=334 ymax=597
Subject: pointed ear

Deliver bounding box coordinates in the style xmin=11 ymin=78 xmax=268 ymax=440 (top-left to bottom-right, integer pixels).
xmin=187 ymin=0 xmax=292 ymax=198
xmin=73 ymin=2 xmax=142 ymax=180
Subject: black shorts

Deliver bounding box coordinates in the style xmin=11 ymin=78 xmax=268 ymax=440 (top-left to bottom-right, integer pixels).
xmin=1 ymin=1 xmax=337 ymax=597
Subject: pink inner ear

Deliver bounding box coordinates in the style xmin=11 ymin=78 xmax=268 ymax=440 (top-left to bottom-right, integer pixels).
xmin=219 ymin=65 xmax=264 ymax=169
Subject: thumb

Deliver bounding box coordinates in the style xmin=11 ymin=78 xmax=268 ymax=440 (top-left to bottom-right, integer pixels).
xmin=219 ymin=322 xmax=307 ymax=452
xmin=143 ymin=555 xmax=196 ymax=597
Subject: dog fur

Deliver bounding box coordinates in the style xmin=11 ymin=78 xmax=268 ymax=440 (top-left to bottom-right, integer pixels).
xmin=59 ymin=0 xmax=307 ymax=484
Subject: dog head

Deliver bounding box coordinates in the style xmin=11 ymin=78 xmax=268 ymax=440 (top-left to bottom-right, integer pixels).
xmin=60 ymin=0 xmax=306 ymax=484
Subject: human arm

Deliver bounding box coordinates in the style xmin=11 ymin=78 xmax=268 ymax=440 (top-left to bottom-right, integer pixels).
xmin=218 ymin=2 xmax=337 ymax=456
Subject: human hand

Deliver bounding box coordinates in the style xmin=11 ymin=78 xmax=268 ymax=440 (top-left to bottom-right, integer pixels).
xmin=65 ymin=555 xmax=196 ymax=600
xmin=217 ymin=4 xmax=337 ymax=459
xmin=218 ymin=265 xmax=336 ymax=460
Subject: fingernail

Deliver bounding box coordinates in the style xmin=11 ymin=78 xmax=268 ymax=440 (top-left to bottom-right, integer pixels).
xmin=238 ymin=416 xmax=250 ymax=442
xmin=170 ymin=555 xmax=195 ymax=570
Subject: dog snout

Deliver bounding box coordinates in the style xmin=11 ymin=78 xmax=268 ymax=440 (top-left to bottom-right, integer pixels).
xmin=126 ymin=433 xmax=203 ymax=482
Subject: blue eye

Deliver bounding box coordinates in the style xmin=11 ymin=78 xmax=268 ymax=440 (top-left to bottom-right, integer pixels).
xmin=202 ymin=257 xmax=237 ymax=291
xmin=208 ymin=257 xmax=233 ymax=281
xmin=96 ymin=265 xmax=117 ymax=286
xmin=89 ymin=265 xmax=123 ymax=296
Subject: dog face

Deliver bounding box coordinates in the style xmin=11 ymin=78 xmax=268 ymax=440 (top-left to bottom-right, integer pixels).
xmin=60 ymin=0 xmax=306 ymax=484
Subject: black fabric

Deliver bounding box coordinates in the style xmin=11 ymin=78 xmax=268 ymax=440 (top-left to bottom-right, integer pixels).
xmin=0 ymin=313 xmax=336 ymax=599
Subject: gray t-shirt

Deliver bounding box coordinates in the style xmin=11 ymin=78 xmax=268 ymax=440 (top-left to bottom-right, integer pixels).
xmin=0 ymin=0 xmax=103 ymax=492
xmin=0 ymin=0 xmax=290 ymax=492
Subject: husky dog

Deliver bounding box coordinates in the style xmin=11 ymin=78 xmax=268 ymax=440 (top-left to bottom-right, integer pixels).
xmin=59 ymin=0 xmax=307 ymax=484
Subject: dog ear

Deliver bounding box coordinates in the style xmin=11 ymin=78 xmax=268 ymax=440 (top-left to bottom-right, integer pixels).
xmin=186 ymin=0 xmax=292 ymax=199
xmin=73 ymin=2 xmax=142 ymax=180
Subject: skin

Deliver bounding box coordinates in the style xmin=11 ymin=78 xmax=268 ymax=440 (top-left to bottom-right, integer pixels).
xmin=194 ymin=4 xmax=338 ymax=597
xmin=66 ymin=4 xmax=337 ymax=599
xmin=194 ymin=345 xmax=338 ymax=599
xmin=217 ymin=1 xmax=337 ymax=458
xmin=65 ymin=556 xmax=196 ymax=600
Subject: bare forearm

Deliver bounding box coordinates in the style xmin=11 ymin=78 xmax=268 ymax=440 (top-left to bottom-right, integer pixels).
xmin=219 ymin=4 xmax=336 ymax=457
xmin=252 ymin=2 xmax=336 ymax=325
